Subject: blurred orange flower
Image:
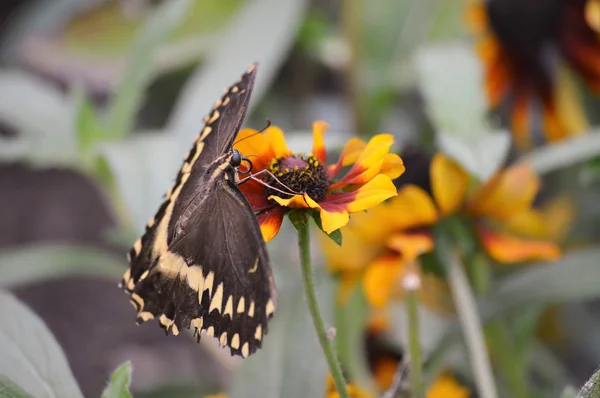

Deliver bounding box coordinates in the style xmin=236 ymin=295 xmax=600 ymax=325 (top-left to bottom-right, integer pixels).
xmin=234 ymin=121 xmax=404 ymax=241
xmin=468 ymin=0 xmax=599 ymax=148
xmin=322 ymin=152 xmax=561 ymax=308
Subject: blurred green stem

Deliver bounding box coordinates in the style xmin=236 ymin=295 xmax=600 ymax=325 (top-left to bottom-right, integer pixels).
xmin=446 ymin=249 xmax=498 ymax=398
xmin=298 ymin=224 xmax=349 ymax=398
xmin=342 ymin=0 xmax=366 ymax=136
xmin=406 ymin=277 xmax=425 ymax=398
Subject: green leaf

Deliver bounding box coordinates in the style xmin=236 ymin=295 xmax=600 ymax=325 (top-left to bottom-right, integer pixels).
xmin=519 ymin=133 xmax=600 ymax=176
xmin=101 ymin=362 xmax=132 ymax=398
xmin=0 ymin=244 xmax=125 ymax=288
xmin=426 ymin=247 xmax=600 ymax=381
xmin=288 ymin=210 xmax=309 ymax=231
xmin=311 ymin=212 xmax=342 ymax=246
xmin=0 ymin=70 xmax=77 ymax=166
xmin=106 ymin=0 xmax=193 ymax=140
xmin=414 ymin=43 xmax=490 ymax=138
xmin=577 ymin=368 xmax=600 ymax=398
xmin=74 ymin=89 xmax=104 ymax=154
xmin=229 ymin=261 xmax=333 ymax=398
xmin=335 ymin=286 xmax=375 ymax=394
xmin=436 ymin=131 xmax=511 ymax=182
xmin=0 ymin=290 xmax=83 ymax=398
xmin=0 ymin=374 xmax=34 ymax=398
xmin=168 ymin=0 xmax=307 ymax=151
xmin=97 ymin=133 xmax=182 ymax=230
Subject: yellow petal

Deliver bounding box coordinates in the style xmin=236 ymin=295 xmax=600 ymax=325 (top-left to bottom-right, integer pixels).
xmin=319 ymin=206 xmax=350 ymax=234
xmin=344 ymin=175 xmax=398 ymax=212
xmin=263 ymin=125 xmax=292 ymax=159
xmin=363 ymin=254 xmax=403 ymax=308
xmin=380 ymin=153 xmax=405 ymax=180
xmin=427 ymin=373 xmax=471 ymax=398
xmin=384 ymin=185 xmax=438 ymax=230
xmin=312 ymin=120 xmax=328 ymax=163
xmin=431 ymin=153 xmax=469 ymax=216
xmin=268 ymin=193 xmax=320 ymax=209
xmin=327 ymin=138 xmax=367 ymax=178
xmin=477 ymin=225 xmax=561 ymax=264
xmin=386 ymin=232 xmax=434 ymax=263
xmin=467 ymin=163 xmax=540 ymax=222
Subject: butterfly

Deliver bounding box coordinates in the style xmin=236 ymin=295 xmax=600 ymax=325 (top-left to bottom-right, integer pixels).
xmin=120 ymin=64 xmax=277 ymax=358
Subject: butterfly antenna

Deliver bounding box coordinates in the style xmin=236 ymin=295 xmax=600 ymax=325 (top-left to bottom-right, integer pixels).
xmin=233 ymin=119 xmax=272 ymax=146
xmin=238 ymin=168 xmax=301 ymax=196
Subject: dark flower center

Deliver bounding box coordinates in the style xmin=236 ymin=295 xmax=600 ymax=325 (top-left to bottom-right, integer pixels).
xmin=265 ymin=154 xmax=330 ymax=202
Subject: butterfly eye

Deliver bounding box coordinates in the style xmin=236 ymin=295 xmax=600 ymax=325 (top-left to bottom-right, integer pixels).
xmin=231 ymin=150 xmax=242 ymax=167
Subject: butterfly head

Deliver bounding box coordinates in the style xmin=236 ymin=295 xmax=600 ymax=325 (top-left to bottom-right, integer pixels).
xmin=231 ymin=149 xmax=253 ymax=175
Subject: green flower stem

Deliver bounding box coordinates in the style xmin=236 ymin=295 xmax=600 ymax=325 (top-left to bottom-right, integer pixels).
xmin=405 ymin=275 xmax=425 ymax=398
xmin=297 ymin=223 xmax=349 ymax=398
xmin=446 ymin=250 xmax=498 ymax=398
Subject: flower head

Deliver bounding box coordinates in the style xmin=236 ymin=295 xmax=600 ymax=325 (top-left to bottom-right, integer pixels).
xmin=234 ymin=121 xmax=404 ymax=242
xmin=322 ymin=150 xmax=561 ymax=309
xmin=468 ymin=0 xmax=599 ymax=148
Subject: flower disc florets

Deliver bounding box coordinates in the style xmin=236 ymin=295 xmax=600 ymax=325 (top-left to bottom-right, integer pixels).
xmin=265 ymin=154 xmax=329 ymax=202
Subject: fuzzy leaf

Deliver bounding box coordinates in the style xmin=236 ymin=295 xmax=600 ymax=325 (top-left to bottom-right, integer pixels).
xmin=0 ymin=290 xmax=83 ymax=398
xmin=101 ymin=362 xmax=132 ymax=398
xmin=0 ymin=374 xmax=33 ymax=398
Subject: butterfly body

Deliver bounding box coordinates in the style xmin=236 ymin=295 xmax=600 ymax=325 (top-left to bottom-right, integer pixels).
xmin=121 ymin=64 xmax=276 ymax=358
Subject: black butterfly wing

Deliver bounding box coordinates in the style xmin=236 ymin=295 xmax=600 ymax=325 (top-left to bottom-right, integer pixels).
xmin=132 ymin=178 xmax=276 ymax=357
xmin=121 ymin=64 xmax=255 ymax=292
xmin=120 ymin=64 xmax=276 ymax=357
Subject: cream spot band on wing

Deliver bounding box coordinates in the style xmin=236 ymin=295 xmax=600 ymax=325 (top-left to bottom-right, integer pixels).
xmin=231 ymin=334 xmax=240 ymax=349
xmin=254 ymin=324 xmax=262 ymax=341
xmin=181 ymin=142 xmax=205 ymax=174
xmin=241 ymin=342 xmax=249 ymax=358
xmin=152 ymin=173 xmax=190 ymax=257
xmin=219 ymin=332 xmax=228 ymax=345
xmin=248 ymin=257 xmax=258 ymax=273
xmin=199 ymin=126 xmax=212 ymax=141
xmin=266 ymin=299 xmax=275 ymax=317
xmin=192 ymin=317 xmax=203 ymax=330
xmin=207 ymin=326 xmax=214 ymax=337
xmin=224 ymin=295 xmax=233 ymax=317
xmin=237 ymin=297 xmax=245 ymax=313
xmin=222 ymin=96 xmax=230 ymax=106
xmin=248 ymin=301 xmax=255 ymax=317
xmin=209 ymin=283 xmax=224 ymax=313
xmin=133 ymin=239 xmax=142 ymax=255
xmin=208 ymin=110 xmax=220 ymax=124
xmin=204 ymin=271 xmax=214 ymax=296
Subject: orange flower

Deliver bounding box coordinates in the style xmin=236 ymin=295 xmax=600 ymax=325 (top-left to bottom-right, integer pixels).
xmin=322 ymin=152 xmax=561 ymax=309
xmin=468 ymin=0 xmax=598 ymax=148
xmin=233 ymin=121 xmax=404 ymax=242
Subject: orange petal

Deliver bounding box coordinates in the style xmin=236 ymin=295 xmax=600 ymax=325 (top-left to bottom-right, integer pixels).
xmin=380 ymin=153 xmax=405 ymax=180
xmin=333 ymin=134 xmax=394 ymax=187
xmin=542 ymin=97 xmax=568 ymax=143
xmin=386 ymin=232 xmax=434 ymax=263
xmin=384 ymin=185 xmax=438 ymax=230
xmin=312 ymin=121 xmax=328 ymax=164
xmin=431 ymin=153 xmax=469 ymax=216
xmin=256 ymin=207 xmax=285 ymax=243
xmin=586 ymin=0 xmax=600 ymax=33
xmin=263 ymin=125 xmax=292 ymax=159
xmin=239 ymin=179 xmax=271 ymax=211
xmin=327 ymin=138 xmax=368 ymax=179
xmin=268 ymin=193 xmax=320 ymax=209
xmin=427 ymin=373 xmax=471 ymax=398
xmin=505 ymin=196 xmax=575 ymax=242
xmin=234 ymin=128 xmax=273 ymax=171
xmin=329 ymin=159 xmax=384 ymax=190
xmin=323 ymin=174 xmax=397 ymax=213
xmin=363 ymin=254 xmax=403 ymax=308
xmin=465 ymin=2 xmax=488 ymax=32
xmin=467 ymin=163 xmax=540 ymax=222
xmin=374 ymin=358 xmax=399 ymax=391
xmin=511 ymin=89 xmax=532 ymax=150
xmin=477 ymin=225 xmax=560 ymax=264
